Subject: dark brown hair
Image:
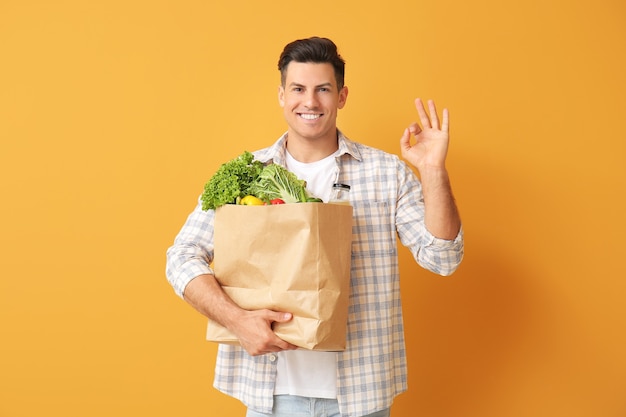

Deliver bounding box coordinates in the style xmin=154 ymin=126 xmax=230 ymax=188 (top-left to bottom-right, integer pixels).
xmin=278 ymin=37 xmax=346 ymax=89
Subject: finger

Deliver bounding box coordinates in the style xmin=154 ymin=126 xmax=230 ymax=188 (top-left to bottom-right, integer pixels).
xmin=441 ymin=108 xmax=449 ymax=132
xmin=400 ymin=124 xmax=421 ymax=152
xmin=428 ymin=99 xmax=439 ymax=129
xmin=415 ymin=98 xmax=431 ymax=128
xmin=260 ymin=337 xmax=297 ymax=353
xmin=408 ymin=122 xmax=422 ymax=137
xmin=275 ymin=339 xmax=299 ymax=351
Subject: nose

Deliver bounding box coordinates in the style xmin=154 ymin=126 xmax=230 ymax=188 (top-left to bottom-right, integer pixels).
xmin=303 ymin=91 xmax=319 ymax=108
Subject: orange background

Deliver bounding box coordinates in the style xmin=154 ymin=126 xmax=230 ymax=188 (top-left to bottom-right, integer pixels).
xmin=1 ymin=1 xmax=625 ymax=416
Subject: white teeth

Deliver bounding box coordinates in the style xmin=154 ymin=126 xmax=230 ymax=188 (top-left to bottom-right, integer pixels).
xmin=300 ymin=113 xmax=321 ymax=120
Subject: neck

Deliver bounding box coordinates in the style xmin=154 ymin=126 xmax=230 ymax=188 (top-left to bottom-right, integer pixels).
xmin=285 ymin=131 xmax=339 ymax=163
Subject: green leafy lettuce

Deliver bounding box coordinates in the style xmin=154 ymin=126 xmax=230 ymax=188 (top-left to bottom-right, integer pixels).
xmin=249 ymin=164 xmax=309 ymax=204
xmin=201 ymin=151 xmax=264 ymax=210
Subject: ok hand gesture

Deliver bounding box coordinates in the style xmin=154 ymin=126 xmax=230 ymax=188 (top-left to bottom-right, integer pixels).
xmin=400 ymin=98 xmax=450 ymax=172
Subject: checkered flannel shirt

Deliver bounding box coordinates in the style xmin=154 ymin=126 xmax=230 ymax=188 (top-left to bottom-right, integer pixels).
xmin=166 ymin=131 xmax=464 ymax=417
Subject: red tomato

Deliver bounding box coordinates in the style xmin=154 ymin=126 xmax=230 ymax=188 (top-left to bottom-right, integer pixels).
xmin=270 ymin=199 xmax=285 ymax=205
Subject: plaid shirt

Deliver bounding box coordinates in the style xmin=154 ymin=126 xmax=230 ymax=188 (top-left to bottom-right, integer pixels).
xmin=166 ymin=131 xmax=464 ymax=417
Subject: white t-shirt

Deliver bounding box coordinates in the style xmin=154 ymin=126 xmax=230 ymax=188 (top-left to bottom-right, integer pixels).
xmin=273 ymin=149 xmax=339 ymax=399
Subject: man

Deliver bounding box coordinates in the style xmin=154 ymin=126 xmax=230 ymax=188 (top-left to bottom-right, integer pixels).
xmin=166 ymin=37 xmax=463 ymax=417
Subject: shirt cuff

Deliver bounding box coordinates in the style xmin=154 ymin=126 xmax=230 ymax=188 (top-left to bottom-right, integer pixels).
xmin=173 ymin=263 xmax=215 ymax=298
xmin=424 ymin=225 xmax=464 ymax=249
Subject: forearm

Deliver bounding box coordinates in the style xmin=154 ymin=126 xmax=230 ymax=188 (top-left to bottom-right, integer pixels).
xmin=183 ymin=273 xmax=245 ymax=330
xmin=183 ymin=273 xmax=298 ymax=355
xmin=419 ymin=167 xmax=461 ymax=240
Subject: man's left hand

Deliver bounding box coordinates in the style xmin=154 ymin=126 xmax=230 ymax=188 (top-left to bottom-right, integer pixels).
xmin=400 ymin=98 xmax=450 ymax=172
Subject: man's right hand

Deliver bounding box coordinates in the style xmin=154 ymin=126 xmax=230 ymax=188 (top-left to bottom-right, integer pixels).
xmin=228 ymin=309 xmax=299 ymax=356
xmin=183 ymin=274 xmax=298 ymax=356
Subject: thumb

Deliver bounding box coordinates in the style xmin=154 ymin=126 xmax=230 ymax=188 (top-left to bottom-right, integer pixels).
xmin=267 ymin=310 xmax=293 ymax=323
xmin=400 ymin=127 xmax=414 ymax=156
xmin=400 ymin=127 xmax=410 ymax=149
xmin=274 ymin=312 xmax=293 ymax=323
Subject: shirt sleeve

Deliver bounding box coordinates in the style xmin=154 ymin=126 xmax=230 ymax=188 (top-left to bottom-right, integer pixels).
xmin=395 ymin=162 xmax=464 ymax=276
xmin=165 ymin=197 xmax=216 ymax=298
xmin=417 ymin=225 xmax=464 ymax=276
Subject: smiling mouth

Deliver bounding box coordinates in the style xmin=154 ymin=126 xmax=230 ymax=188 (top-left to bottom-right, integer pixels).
xmin=298 ymin=113 xmax=322 ymax=120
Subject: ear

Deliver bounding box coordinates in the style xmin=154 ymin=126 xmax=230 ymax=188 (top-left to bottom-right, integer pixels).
xmin=337 ymin=85 xmax=348 ymax=109
xmin=278 ymin=85 xmax=285 ymax=107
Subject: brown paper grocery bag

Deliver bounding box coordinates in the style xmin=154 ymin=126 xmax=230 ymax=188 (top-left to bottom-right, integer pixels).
xmin=207 ymin=203 xmax=353 ymax=351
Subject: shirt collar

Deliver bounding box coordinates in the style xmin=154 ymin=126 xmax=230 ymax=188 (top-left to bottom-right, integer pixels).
xmin=257 ymin=130 xmax=362 ymax=165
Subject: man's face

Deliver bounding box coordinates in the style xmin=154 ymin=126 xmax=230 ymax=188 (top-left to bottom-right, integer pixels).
xmin=278 ymin=62 xmax=348 ymax=143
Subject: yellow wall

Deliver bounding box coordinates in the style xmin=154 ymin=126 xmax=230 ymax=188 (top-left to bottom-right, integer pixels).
xmin=1 ymin=1 xmax=625 ymax=416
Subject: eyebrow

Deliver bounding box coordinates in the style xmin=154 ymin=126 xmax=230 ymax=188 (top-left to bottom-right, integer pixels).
xmin=288 ymin=82 xmax=334 ymax=89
